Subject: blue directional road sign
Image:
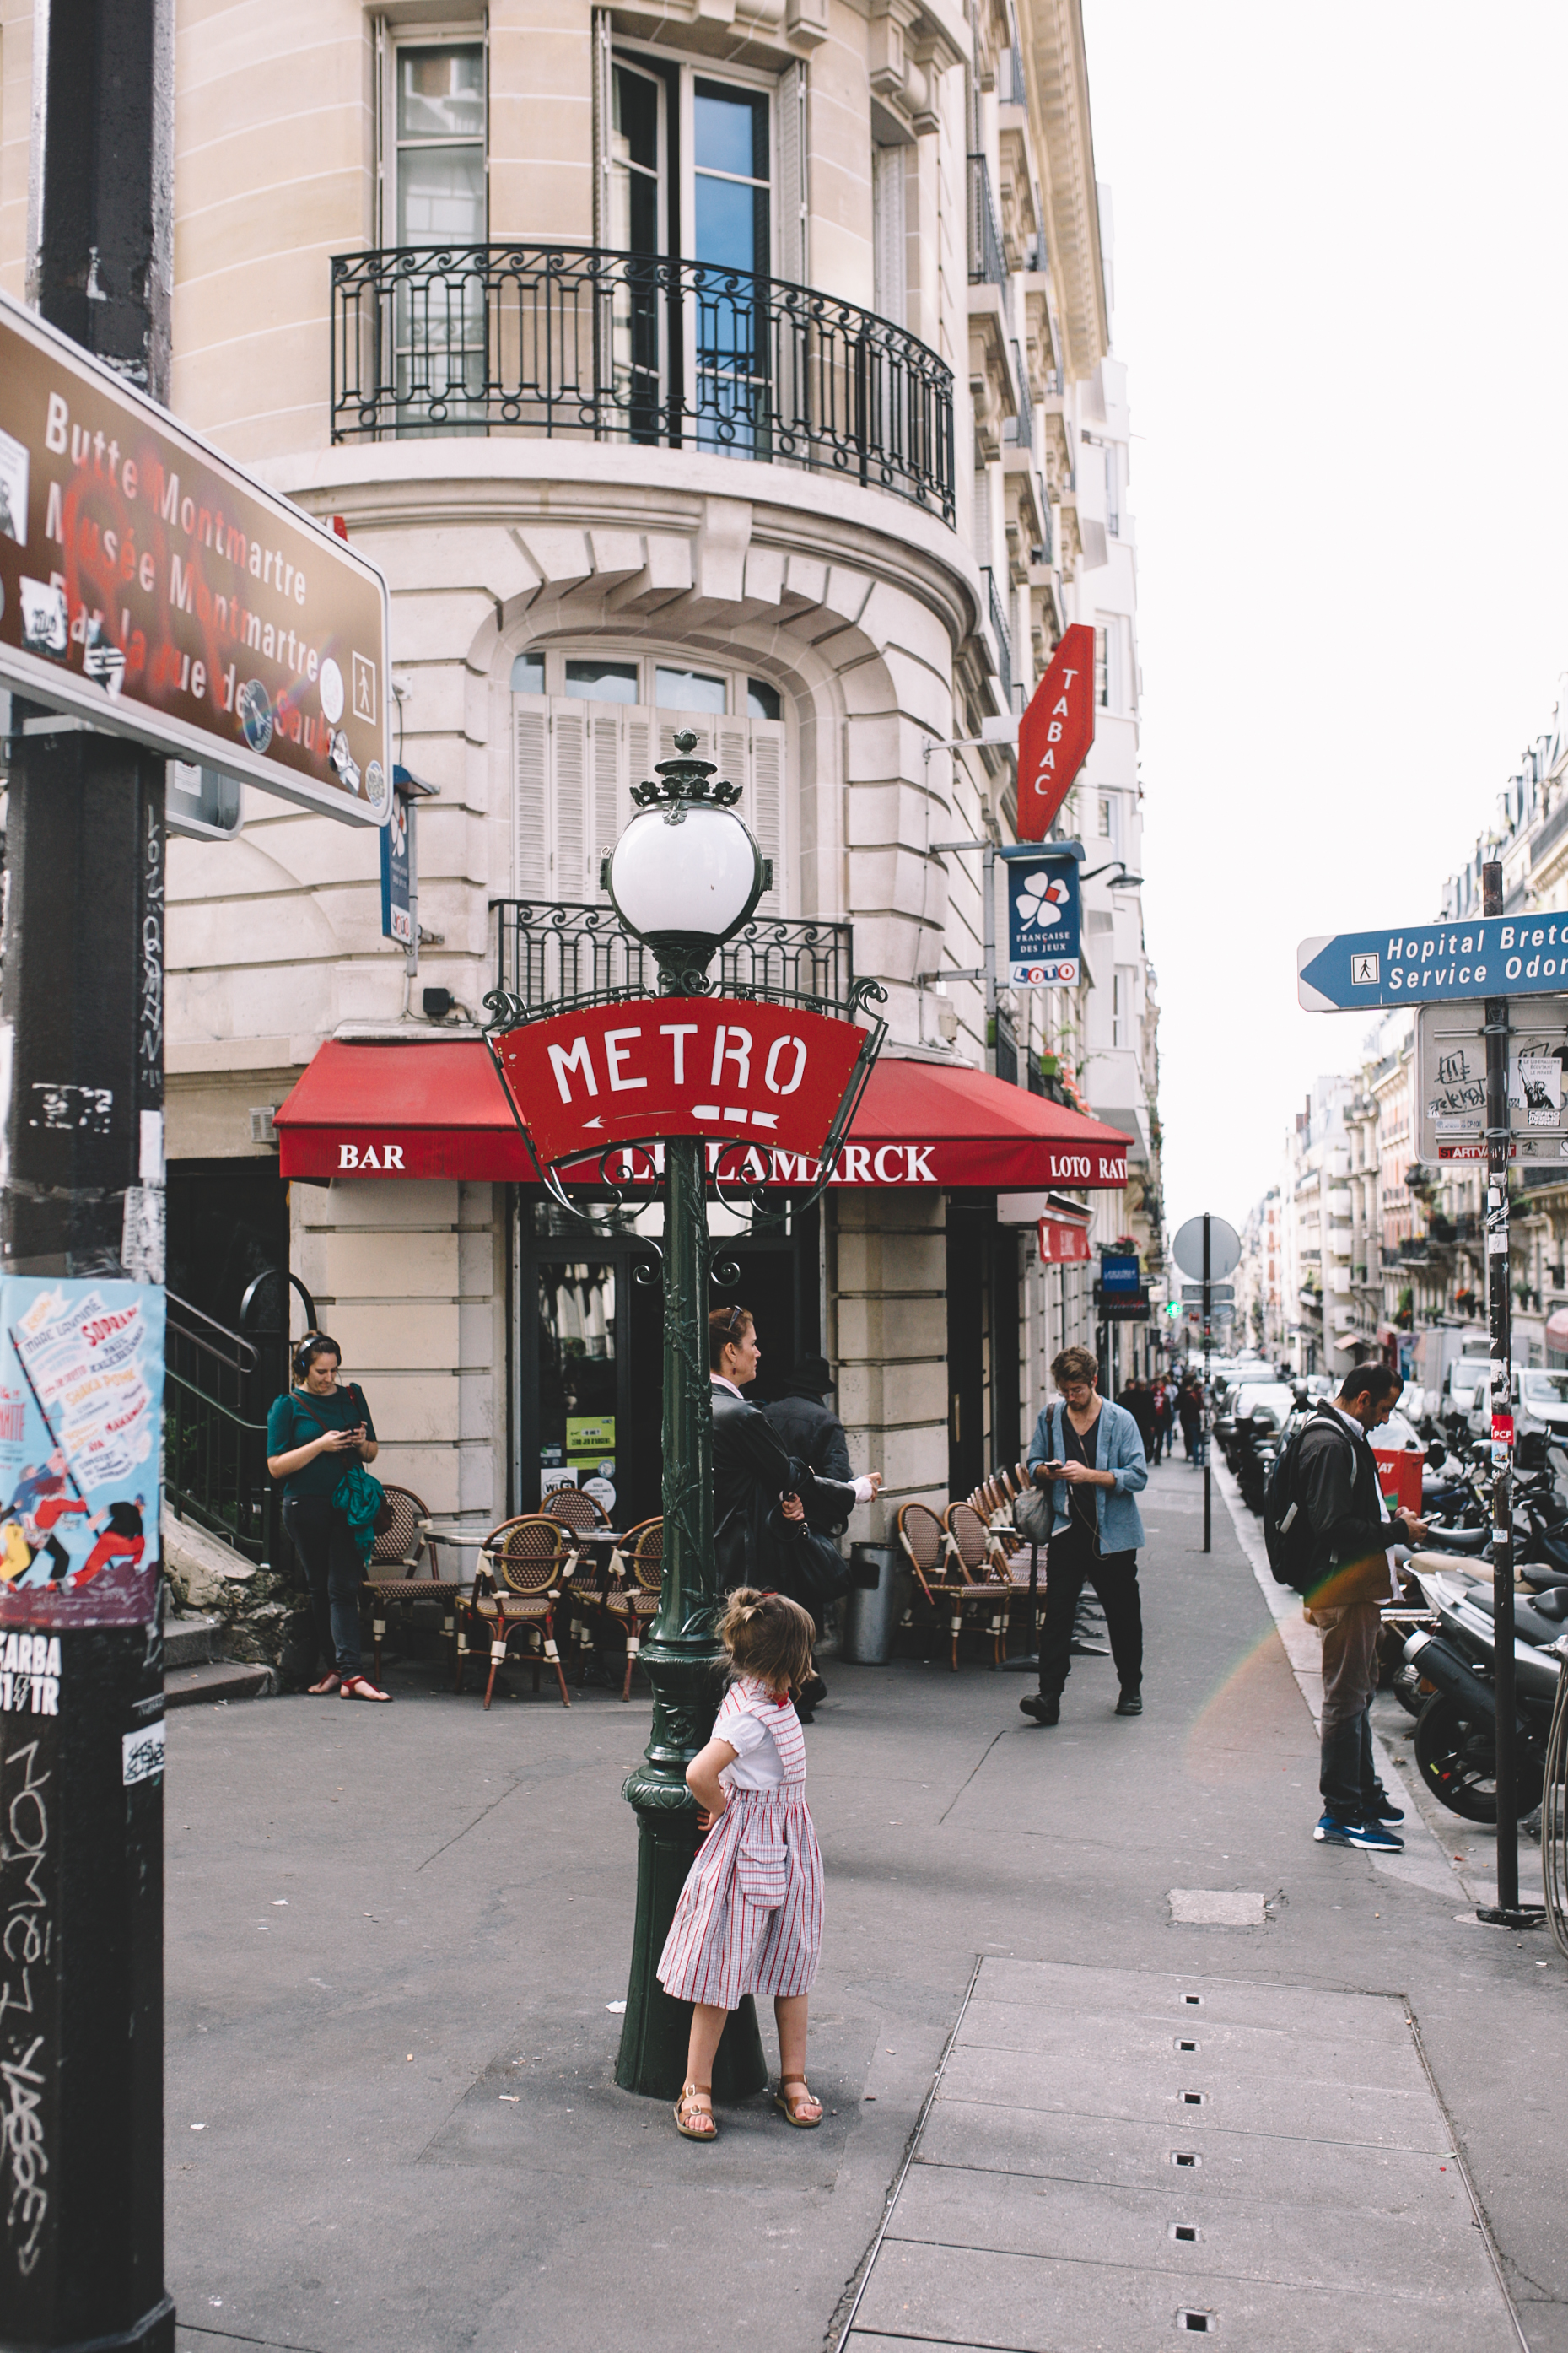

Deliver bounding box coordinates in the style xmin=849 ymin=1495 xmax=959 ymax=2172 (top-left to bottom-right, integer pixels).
xmin=1297 ymin=917 xmax=1568 ymax=1011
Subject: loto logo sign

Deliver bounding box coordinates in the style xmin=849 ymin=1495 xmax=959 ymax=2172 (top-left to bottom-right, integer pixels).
xmin=492 ymin=998 xmax=868 ymax=1170
xmin=1016 ymin=623 xmax=1096 ymax=843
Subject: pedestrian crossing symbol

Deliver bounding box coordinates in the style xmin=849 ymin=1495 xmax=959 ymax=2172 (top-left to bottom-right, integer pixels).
xmin=1351 ymin=952 xmax=1380 ymax=986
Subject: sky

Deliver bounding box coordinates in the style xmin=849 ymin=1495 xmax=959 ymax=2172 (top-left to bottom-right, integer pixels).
xmin=1079 ymin=1 xmax=1568 ymax=1244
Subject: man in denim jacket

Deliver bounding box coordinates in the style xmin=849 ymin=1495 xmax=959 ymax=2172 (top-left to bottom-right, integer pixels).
xmin=1019 ymin=1345 xmax=1149 ymax=1727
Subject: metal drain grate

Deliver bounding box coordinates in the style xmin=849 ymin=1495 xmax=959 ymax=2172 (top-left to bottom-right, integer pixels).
xmin=1177 ymin=2310 xmax=1215 ymax=2334
xmin=1169 ymin=2224 xmax=1199 ymax=2243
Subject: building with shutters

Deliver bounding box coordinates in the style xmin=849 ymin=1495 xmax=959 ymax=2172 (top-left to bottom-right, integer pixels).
xmin=0 ymin=0 xmax=1161 ymax=1547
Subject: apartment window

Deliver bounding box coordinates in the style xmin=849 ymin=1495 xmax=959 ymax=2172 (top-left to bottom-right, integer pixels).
xmin=873 ymin=142 xmax=908 ymax=325
xmin=1104 ymin=445 xmax=1119 ymax=537
xmin=391 ymin=43 xmax=487 ymax=246
xmin=1113 ymin=966 xmax=1135 ymax=1051
xmin=510 ymin=652 xmax=787 ymax=914
xmin=1097 ymin=796 xmax=1112 ymax=839
xmin=1094 ymin=624 xmax=1108 ymax=708
xmin=610 ymin=62 xmax=664 ymax=257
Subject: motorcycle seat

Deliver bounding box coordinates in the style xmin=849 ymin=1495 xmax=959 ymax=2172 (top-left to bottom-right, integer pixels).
xmin=1421 ymin=1521 xmax=1490 ymax=1552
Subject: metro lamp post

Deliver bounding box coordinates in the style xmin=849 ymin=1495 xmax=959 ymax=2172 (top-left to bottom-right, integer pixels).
xmin=605 ymin=733 xmax=772 ymax=2101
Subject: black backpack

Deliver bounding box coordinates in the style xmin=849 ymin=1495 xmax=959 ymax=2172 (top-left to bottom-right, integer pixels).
xmin=1264 ymin=1411 xmax=1349 ymax=1592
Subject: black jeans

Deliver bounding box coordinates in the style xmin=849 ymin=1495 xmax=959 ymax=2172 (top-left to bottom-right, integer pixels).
xmin=284 ymin=1496 xmax=364 ymax=1679
xmin=1038 ymin=1523 xmax=1142 ymax=1698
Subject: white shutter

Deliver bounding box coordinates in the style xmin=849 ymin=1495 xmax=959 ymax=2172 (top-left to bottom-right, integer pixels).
xmin=627 ymin=708 xmax=654 ymax=799
xmin=748 ymin=720 xmax=785 ymax=914
xmin=778 ymin=62 xmax=808 ymax=284
xmin=591 ymin=8 xmax=612 ymax=248
xmin=590 ymin=711 xmax=621 ymax=897
xmin=514 ymin=704 xmax=550 ymax=897
xmin=552 ymin=705 xmax=588 ymax=898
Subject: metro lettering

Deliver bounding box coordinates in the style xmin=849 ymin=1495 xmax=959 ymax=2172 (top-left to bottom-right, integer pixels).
xmin=710 ymin=1026 xmax=752 ymax=1089
xmin=763 ymin=1034 xmax=807 ymax=1095
xmin=659 ymin=1023 xmax=698 ymax=1083
xmin=603 ymin=1028 xmax=647 ymax=1091
xmin=548 ymin=1035 xmax=598 ymax=1102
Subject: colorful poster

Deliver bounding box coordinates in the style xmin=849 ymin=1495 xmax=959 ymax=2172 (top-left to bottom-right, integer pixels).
xmin=0 ymin=1278 xmax=164 ymax=1629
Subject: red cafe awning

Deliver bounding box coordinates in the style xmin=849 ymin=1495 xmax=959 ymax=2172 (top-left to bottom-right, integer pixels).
xmin=273 ymin=1040 xmax=1130 ymax=1190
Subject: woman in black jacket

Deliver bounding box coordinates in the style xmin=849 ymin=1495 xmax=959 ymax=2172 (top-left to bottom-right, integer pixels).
xmin=709 ymin=1308 xmax=879 ymax=1713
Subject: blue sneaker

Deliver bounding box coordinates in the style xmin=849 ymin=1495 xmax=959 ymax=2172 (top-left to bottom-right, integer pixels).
xmin=1366 ymin=1789 xmax=1405 ymax=1826
xmin=1315 ymin=1811 xmax=1404 ymax=1851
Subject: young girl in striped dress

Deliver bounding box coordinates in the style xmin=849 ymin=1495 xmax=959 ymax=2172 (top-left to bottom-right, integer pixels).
xmin=658 ymin=1588 xmax=825 ymax=2141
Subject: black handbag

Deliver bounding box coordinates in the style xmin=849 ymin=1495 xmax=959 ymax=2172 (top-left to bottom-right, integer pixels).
xmin=786 ymin=1523 xmax=853 ymax=1608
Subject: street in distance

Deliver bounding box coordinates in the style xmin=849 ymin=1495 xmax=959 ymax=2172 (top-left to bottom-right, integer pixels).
xmin=1297 ymin=918 xmax=1568 ymax=1011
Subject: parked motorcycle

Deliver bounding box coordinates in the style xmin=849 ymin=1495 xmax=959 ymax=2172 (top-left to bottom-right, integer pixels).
xmin=1398 ymin=1560 xmax=1565 ymax=1821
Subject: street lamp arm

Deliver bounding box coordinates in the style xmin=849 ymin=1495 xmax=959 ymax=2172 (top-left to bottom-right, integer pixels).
xmin=1080 ymin=861 xmax=1144 ymax=886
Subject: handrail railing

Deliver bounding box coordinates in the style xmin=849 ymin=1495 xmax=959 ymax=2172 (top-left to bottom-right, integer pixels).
xmin=967 ymin=154 xmax=1006 ymax=288
xmin=331 ymin=243 xmax=956 ymax=522
xmin=1004 ymin=337 xmax=1032 ymax=451
xmin=490 ymin=898 xmax=855 ymax=1023
xmin=164 ymin=1291 xmax=290 ymax=1566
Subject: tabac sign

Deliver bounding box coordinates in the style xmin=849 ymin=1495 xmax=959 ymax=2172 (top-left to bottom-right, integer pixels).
xmin=0 ymin=288 xmax=390 ymax=825
xmin=491 ymin=1000 xmax=870 ymax=1170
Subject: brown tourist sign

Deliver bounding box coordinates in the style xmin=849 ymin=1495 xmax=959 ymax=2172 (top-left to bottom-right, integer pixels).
xmin=0 ymin=289 xmax=390 ymax=825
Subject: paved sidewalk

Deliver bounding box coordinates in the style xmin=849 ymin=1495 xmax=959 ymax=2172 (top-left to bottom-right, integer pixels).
xmin=164 ymin=1456 xmax=1568 ymax=2353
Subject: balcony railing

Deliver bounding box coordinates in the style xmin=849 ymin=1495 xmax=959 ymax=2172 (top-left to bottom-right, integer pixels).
xmin=967 ymin=155 xmax=1006 ymax=288
xmin=492 ymin=898 xmax=855 ymax=1021
xmin=331 ymin=244 xmax=955 ymax=522
xmin=982 ymin=564 xmax=1015 ymax=713
xmin=1003 ymin=337 xmax=1032 ymax=451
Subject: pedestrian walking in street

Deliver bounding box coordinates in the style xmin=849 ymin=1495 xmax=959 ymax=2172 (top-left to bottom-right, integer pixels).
xmin=1177 ymin=1376 xmax=1204 ymax=1465
xmin=762 ymin=1354 xmax=865 ymax=1718
xmin=710 ymin=1309 xmax=878 ymax=1719
xmin=1152 ymin=1377 xmax=1175 ymax=1465
xmin=1289 ymin=1363 xmax=1427 ymax=1851
xmin=267 ymin=1331 xmax=391 ymax=1703
xmin=1117 ymin=1373 xmax=1156 ymax=1462
xmin=660 ymin=1588 xmax=826 ymax=2141
xmin=1019 ymin=1346 xmax=1148 ymax=1726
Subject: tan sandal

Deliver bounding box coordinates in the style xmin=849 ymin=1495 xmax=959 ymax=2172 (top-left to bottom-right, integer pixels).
xmin=674 ymin=2080 xmax=717 ymax=2140
xmin=774 ymin=2075 xmax=822 ymax=2129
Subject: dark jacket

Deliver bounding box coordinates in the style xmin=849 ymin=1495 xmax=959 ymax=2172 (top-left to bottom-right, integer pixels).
xmin=1117 ymin=1384 xmax=1156 ymax=1444
xmin=1296 ymin=1401 xmax=1414 ymax=1608
xmin=762 ymin=1390 xmax=854 ymax=1535
xmin=711 ymin=1383 xmax=858 ymax=1603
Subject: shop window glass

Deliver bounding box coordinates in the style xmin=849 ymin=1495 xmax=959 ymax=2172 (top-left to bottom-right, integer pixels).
xmin=565 ymin=659 xmax=639 ymax=703
xmin=655 ymin=665 xmax=727 ymax=714
xmin=536 ymin=1263 xmax=617 ymax=1503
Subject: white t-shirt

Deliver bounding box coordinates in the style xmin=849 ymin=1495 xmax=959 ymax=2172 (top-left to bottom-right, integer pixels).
xmin=715 ymin=1688 xmax=787 ymax=1789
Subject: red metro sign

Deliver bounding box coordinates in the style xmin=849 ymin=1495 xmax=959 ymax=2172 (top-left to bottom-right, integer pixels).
xmin=492 ymin=998 xmax=869 ymax=1170
xmin=1016 ymin=623 xmax=1096 ymax=843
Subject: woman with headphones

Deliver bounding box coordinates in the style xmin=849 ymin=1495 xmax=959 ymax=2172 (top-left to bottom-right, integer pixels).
xmin=266 ymin=1331 xmax=390 ymax=1702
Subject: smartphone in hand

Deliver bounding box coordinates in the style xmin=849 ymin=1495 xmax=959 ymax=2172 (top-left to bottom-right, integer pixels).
xmin=1042 ymin=1460 xmax=1067 ymax=1477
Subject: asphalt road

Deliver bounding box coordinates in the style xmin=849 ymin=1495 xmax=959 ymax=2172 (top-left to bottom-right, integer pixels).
xmin=164 ymin=1456 xmax=1568 ymax=2353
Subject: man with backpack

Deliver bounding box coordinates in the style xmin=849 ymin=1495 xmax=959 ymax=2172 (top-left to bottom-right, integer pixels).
xmin=1266 ymin=1362 xmax=1428 ymax=1851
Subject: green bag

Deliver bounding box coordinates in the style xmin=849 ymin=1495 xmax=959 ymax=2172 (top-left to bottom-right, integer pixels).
xmin=334 ymin=1459 xmax=392 ymax=1564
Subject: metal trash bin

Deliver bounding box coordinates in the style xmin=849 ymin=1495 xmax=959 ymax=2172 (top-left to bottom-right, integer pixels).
xmin=843 ymin=1544 xmax=899 ymax=1665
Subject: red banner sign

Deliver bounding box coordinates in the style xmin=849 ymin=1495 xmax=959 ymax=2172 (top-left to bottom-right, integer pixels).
xmin=1016 ymin=623 xmax=1096 ymax=842
xmin=1039 ymin=1217 xmax=1092 ymax=1264
xmin=492 ymin=998 xmax=867 ymax=1169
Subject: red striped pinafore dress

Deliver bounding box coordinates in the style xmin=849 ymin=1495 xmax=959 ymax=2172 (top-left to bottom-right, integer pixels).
xmin=656 ymin=1677 xmax=823 ymax=2007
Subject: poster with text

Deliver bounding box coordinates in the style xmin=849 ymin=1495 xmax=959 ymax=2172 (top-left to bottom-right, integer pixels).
xmin=0 ymin=1278 xmax=164 ymax=1629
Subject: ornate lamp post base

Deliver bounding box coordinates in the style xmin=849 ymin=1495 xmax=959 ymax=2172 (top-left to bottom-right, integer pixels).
xmin=614 ymin=1798 xmax=767 ymax=2100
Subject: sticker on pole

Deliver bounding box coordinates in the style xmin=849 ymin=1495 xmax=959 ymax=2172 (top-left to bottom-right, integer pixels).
xmin=0 ymin=1277 xmax=164 ymax=1628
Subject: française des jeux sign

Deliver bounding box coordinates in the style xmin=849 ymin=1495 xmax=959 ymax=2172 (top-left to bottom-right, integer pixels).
xmin=0 ymin=289 xmax=391 ymax=824
xmin=1298 ymin=917 xmax=1568 ymax=1011
xmin=493 ymin=999 xmax=868 ymax=1169
xmin=1006 ymin=851 xmax=1080 ymax=985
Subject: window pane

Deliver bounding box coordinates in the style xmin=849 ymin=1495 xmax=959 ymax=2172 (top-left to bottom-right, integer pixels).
xmin=564 ymin=659 xmax=639 ymax=703
xmin=613 ymin=65 xmax=660 ymax=175
xmin=398 ymin=145 xmax=485 ymax=245
xmin=747 ymin=678 xmax=781 ymax=720
xmin=537 ymin=1263 xmax=617 ymax=1488
xmin=693 ymin=84 xmax=767 ymax=181
xmin=511 ymin=652 xmax=545 ymax=693
xmin=694 ymin=173 xmax=767 ymax=273
xmin=656 ymin=666 xmax=726 ymax=714
xmin=399 ymin=46 xmax=485 ymax=140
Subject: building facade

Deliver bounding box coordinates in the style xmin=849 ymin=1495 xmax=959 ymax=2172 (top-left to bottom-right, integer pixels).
xmin=0 ymin=0 xmax=1162 ymax=1540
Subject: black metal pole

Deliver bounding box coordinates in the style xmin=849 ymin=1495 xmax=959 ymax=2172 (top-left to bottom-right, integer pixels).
xmin=1478 ymin=860 xmax=1531 ymax=1926
xmin=1202 ymin=1214 xmax=1212 ymax=1553
xmin=1213 ymin=1214 xmax=1222 ymax=1562
xmin=0 ymin=3 xmax=173 ymax=2345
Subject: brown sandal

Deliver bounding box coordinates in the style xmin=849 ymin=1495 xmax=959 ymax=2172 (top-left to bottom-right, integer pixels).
xmin=674 ymin=2080 xmax=717 ymax=2140
xmin=774 ymin=2075 xmax=822 ymax=2128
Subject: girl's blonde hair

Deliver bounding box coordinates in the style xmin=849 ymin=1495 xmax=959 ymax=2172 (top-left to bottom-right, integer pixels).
xmin=718 ymin=1587 xmax=815 ymax=1694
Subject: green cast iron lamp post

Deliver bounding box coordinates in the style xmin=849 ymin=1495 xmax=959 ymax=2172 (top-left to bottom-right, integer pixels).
xmin=609 ymin=733 xmax=772 ymax=2101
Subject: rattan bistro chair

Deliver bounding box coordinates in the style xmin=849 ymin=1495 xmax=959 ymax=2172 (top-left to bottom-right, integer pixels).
xmin=599 ymin=1517 xmax=662 ymax=1699
xmin=469 ymin=1516 xmax=571 ymax=1709
xmin=541 ymin=1486 xmax=615 ymax=1681
xmin=363 ymin=1485 xmax=463 ymax=1684
xmin=943 ymin=1501 xmax=1014 ymax=1667
xmin=896 ymin=1502 xmax=963 ymax=1669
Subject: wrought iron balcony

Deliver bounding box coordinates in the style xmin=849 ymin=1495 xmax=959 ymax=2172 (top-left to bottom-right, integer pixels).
xmin=330 ymin=244 xmax=955 ymax=522
xmin=491 ymin=897 xmax=858 ymax=1023
xmin=982 ymin=564 xmax=1015 ymax=713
